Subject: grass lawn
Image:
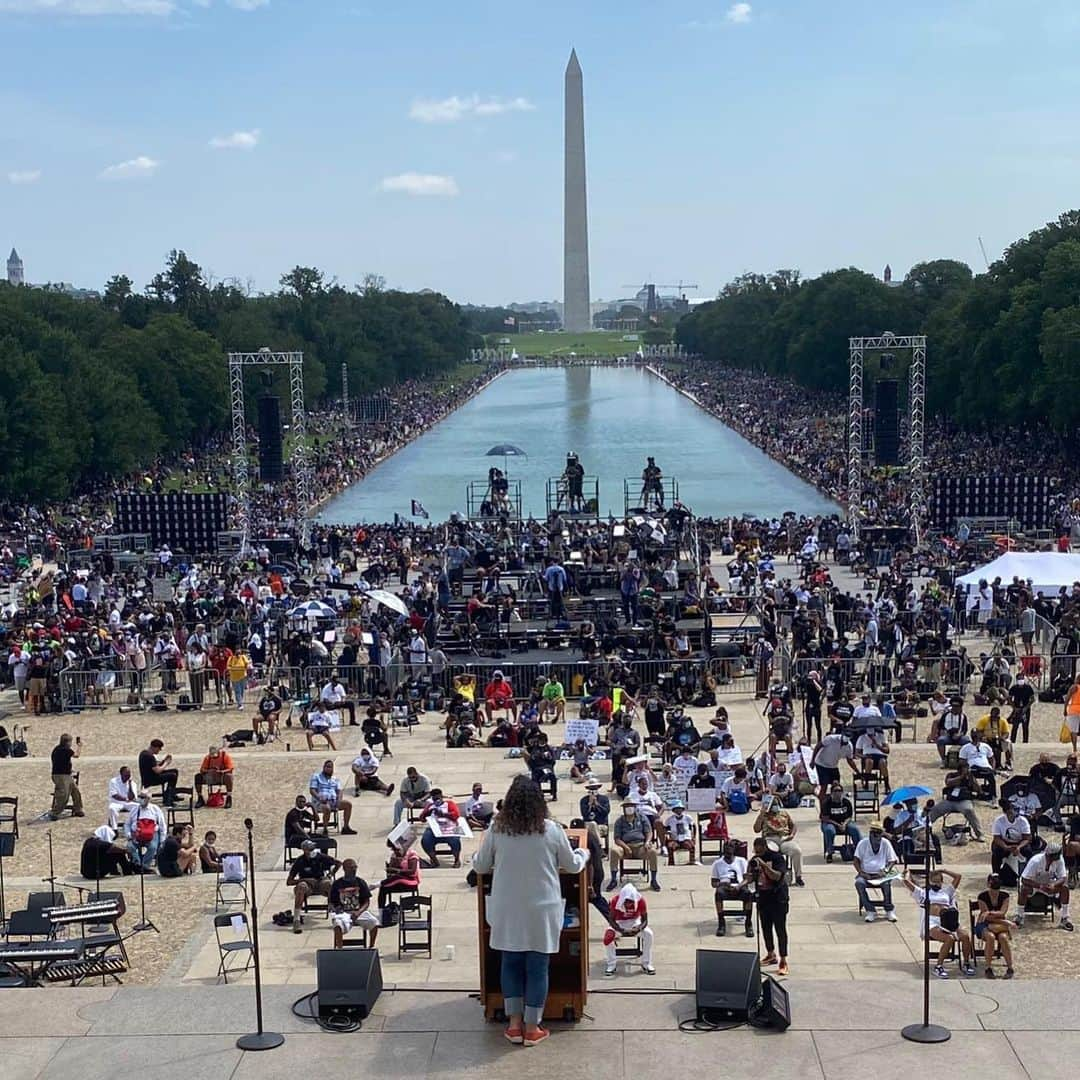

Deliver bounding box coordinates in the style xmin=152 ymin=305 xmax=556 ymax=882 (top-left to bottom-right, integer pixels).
xmin=482 ymin=329 xmax=664 ymax=357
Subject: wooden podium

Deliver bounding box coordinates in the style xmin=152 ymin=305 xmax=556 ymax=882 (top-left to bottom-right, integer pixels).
xmin=477 ymin=828 xmax=590 ymax=1022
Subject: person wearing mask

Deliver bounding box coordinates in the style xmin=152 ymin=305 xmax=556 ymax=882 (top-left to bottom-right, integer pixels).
xmin=126 ymin=789 xmax=166 ymax=872
xmin=975 ymin=706 xmax=1013 ymax=771
xmin=902 ymin=867 xmax=976 ymax=977
xmin=472 ymin=776 xmax=588 ymax=1047
xmin=959 ymin=730 xmax=998 ymax=801
xmin=284 ymin=795 xmax=317 ymax=849
xmin=607 ymin=800 xmax=660 ymax=893
xmin=976 ymin=873 xmax=1015 ymax=978
xmin=419 ymin=789 xmax=463 ymax=868
xmin=195 ymin=744 xmax=235 ymax=808
xmin=927 ymin=760 xmax=986 ymax=841
xmin=711 ymin=839 xmax=753 ymax=937
xmin=819 ymin=782 xmax=861 ymax=862
xmin=810 ymin=726 xmax=857 ymax=794
xmin=308 ymin=760 xmax=357 ymax=835
xmin=330 ymin=858 xmax=380 ymax=949
xmin=991 ymin=802 xmax=1033 ymax=882
xmin=393 ymin=767 xmax=432 ymax=826
xmin=753 ymin=793 xmax=804 ymax=887
xmin=1017 ymin=844 xmax=1073 ymax=931
xmin=1008 ymin=675 xmax=1035 ymax=744
xmin=287 ymin=839 xmax=342 ymax=934
xmin=750 ymin=836 xmax=790 ymax=975
xmin=50 ymin=733 xmax=83 ymax=820
xmin=254 ymin=685 xmax=283 ymax=742
xmin=602 ymin=883 xmax=655 ymax=977
xmin=930 ymin=697 xmax=970 ymax=765
xmin=853 ymin=820 xmax=899 ymax=922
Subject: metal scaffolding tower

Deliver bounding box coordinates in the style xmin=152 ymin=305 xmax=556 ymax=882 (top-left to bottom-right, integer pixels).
xmin=847 ymin=333 xmax=927 ymax=541
xmin=228 ymin=349 xmax=311 ymax=552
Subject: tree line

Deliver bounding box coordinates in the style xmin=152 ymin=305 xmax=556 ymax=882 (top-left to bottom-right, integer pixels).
xmin=0 ymin=251 xmax=473 ymax=501
xmin=676 ymin=208 xmax=1080 ymax=434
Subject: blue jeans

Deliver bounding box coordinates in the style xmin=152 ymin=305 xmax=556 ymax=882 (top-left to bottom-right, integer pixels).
xmin=501 ymin=949 xmax=550 ymax=1027
xmin=233 ymin=681 xmax=245 ymax=708
xmin=821 ymin=820 xmax=861 ymax=855
xmin=130 ymin=834 xmax=160 ymax=869
xmin=421 ymin=828 xmax=460 ymax=861
xmin=855 ymin=876 xmax=894 ymax=912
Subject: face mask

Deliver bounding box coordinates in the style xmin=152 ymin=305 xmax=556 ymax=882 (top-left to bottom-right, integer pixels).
xmin=623 ymin=808 xmax=635 ymax=818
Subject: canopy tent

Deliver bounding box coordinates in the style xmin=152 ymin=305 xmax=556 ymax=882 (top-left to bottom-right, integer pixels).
xmin=957 ymin=552 xmax=1080 ymax=606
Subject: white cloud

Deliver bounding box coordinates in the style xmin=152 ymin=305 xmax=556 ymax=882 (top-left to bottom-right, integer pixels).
xmin=209 ymin=129 xmax=260 ymax=150
xmin=409 ymin=94 xmax=535 ymax=124
xmin=0 ymin=0 xmax=175 ymax=13
xmin=99 ymin=155 xmax=160 ymax=180
xmin=226 ymin=0 xmax=267 ymax=9
xmin=726 ymin=2 xmax=752 ymax=23
xmin=7 ymin=169 xmax=41 ymax=184
xmin=378 ymin=172 xmax=459 ymax=197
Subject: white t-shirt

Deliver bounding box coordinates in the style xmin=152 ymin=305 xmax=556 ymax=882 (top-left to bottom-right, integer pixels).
xmin=855 ymin=733 xmax=887 ymax=757
xmin=710 ymin=855 xmax=748 ymax=885
xmin=853 ymin=836 xmax=898 ymax=875
xmin=666 ymin=813 xmax=695 ymax=842
xmin=960 ymin=742 xmax=993 ymax=771
xmin=321 ymin=681 xmax=346 ymax=704
xmin=991 ymin=814 xmax=1031 ymax=844
xmin=352 ymin=753 xmax=379 ymax=776
xmin=852 ymin=705 xmax=882 ymax=722
xmin=673 ymin=754 xmax=699 ymax=787
xmin=768 ymin=771 xmax=794 ymax=795
xmin=1022 ymin=852 xmax=1066 ymax=888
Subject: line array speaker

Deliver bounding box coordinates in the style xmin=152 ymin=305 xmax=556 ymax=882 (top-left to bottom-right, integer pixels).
xmin=930 ymin=475 xmax=1056 ymax=531
xmin=257 ymin=393 xmax=284 ymax=484
xmin=115 ymin=493 xmax=229 ymax=553
xmin=873 ymin=379 xmax=899 ymax=466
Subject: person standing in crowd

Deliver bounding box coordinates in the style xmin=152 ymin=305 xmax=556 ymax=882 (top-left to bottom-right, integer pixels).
xmin=50 ymin=733 xmax=83 ymax=820
xmin=472 ymin=776 xmax=588 ymax=1047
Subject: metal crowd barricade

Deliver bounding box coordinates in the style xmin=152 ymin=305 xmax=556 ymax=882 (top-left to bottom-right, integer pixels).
xmin=789 ymin=653 xmax=967 ymax=699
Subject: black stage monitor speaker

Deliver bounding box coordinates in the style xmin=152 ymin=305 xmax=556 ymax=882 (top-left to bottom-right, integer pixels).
xmin=316 ymin=948 xmax=382 ymax=1021
xmin=874 ymin=379 xmax=899 ymax=467
xmin=257 ymin=393 xmax=284 ymax=484
xmin=750 ymin=973 xmax=791 ymax=1030
xmin=695 ymin=949 xmax=761 ymax=1022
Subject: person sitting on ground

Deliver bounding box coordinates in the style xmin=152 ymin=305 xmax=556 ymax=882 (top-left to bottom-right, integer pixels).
xmin=607 ymin=799 xmax=661 ymax=892
xmin=377 ymin=839 xmax=423 ymax=907
xmin=902 ymin=866 xmax=977 ymax=978
xmin=309 ymin=760 xmax=357 ymax=834
xmin=853 ymin=820 xmax=899 ymax=922
xmin=975 ymin=705 xmax=1013 ymax=771
xmin=254 ymin=685 xmax=283 ymax=742
xmin=285 ymin=794 xmax=317 ymax=849
xmin=540 ymin=674 xmax=566 ymax=725
xmin=483 ymin=670 xmax=518 ymax=726
xmin=991 ymin=801 xmax=1034 ymax=882
xmin=419 ymin=788 xmax=463 ymax=868
xmin=287 ymin=839 xmax=342 ymax=933
xmin=199 ymin=830 xmax=222 ymax=873
xmin=711 ymin=839 xmax=753 ymax=938
xmin=107 ymin=765 xmax=139 ymax=830
xmin=976 ymin=872 xmax=1015 ymax=978
xmin=351 ymin=747 xmax=395 ymax=798
xmin=603 ymin=882 xmax=656 ymax=976
xmin=139 ymin=737 xmax=179 ymax=806
xmin=465 ymin=782 xmax=495 ymax=830
xmin=754 ymin=792 xmax=805 ymax=886
xmin=393 ymin=766 xmax=432 ymax=826
xmin=361 ymin=705 xmax=392 ymax=756
xmin=304 ymin=703 xmax=337 ymax=751
xmin=565 ymin=738 xmax=595 ymax=784
xmin=158 ymin=825 xmax=192 ymax=877
xmin=854 ymin=727 xmax=891 ymax=792
xmin=959 ymin=730 xmax=998 ymax=801
xmin=80 ymin=825 xmax=133 ymax=879
xmin=664 ymin=801 xmax=697 ymax=864
xmin=927 ymin=760 xmax=986 ymax=841
xmin=126 ymin=789 xmax=166 ymax=872
xmin=195 ymin=744 xmax=235 ymax=808
xmin=1017 ymin=843 xmax=1074 ymax=930
xmin=819 ymin=781 xmax=861 ymax=862
xmin=330 ymin=858 xmax=381 ymax=949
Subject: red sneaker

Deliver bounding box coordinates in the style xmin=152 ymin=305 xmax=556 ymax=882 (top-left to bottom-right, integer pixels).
xmin=523 ymin=1026 xmax=550 ymax=1047
xmin=504 ymin=1026 xmax=523 ymax=1045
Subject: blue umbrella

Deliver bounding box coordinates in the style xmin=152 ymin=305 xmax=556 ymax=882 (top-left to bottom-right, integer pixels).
xmin=884 ymin=785 xmax=933 ymax=805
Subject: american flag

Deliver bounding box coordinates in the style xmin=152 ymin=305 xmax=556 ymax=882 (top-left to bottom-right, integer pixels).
xmin=410 ymin=500 xmax=429 ymax=519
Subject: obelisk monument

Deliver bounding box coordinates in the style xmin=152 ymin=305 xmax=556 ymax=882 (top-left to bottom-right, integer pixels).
xmin=563 ymin=48 xmax=591 ymax=332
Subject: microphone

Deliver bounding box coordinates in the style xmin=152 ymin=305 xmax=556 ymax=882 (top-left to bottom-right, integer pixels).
xmin=244 ymin=817 xmax=254 ymax=831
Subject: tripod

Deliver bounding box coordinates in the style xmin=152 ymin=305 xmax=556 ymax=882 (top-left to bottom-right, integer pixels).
xmin=132 ymin=843 xmax=159 ymax=934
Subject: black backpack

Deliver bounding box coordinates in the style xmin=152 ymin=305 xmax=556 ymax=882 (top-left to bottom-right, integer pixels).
xmin=11 ymin=727 xmax=28 ymax=758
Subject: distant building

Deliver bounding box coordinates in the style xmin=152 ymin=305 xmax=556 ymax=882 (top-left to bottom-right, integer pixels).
xmin=883 ymin=264 xmax=902 ymax=288
xmin=7 ymin=248 xmax=24 ymax=286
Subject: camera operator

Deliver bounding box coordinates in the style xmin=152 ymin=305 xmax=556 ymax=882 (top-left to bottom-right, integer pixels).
xmin=749 ymin=836 xmax=790 ymax=975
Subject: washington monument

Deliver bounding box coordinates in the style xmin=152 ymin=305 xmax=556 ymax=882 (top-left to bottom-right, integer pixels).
xmin=563 ymin=49 xmax=591 ymax=332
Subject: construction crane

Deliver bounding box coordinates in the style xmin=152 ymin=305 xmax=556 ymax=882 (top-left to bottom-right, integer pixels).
xmin=977 ymin=237 xmax=991 ymax=270
xmin=620 ymin=281 xmax=700 ymax=314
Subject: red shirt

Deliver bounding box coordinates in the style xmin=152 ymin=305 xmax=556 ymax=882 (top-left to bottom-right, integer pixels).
xmin=485 ymin=680 xmax=514 ymax=706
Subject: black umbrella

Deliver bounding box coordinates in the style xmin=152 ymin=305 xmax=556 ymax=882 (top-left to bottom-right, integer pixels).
xmin=486 ymin=443 xmax=527 ymax=476
xmin=1000 ymin=775 xmax=1056 ymax=815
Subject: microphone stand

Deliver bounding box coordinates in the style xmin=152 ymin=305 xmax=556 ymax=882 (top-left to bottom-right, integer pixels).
xmin=901 ymin=848 xmax=951 ymax=1043
xmin=237 ymin=818 xmax=284 ymax=1051
xmin=44 ymin=830 xmax=57 ymax=899
xmin=132 ymin=842 xmax=159 ymax=934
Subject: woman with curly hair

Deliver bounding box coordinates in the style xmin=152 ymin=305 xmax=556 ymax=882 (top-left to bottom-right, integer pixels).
xmin=473 ymin=775 xmax=588 ymax=1047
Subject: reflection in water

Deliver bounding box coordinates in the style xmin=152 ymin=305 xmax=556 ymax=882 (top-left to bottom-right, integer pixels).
xmin=318 ymin=367 xmax=839 ymax=523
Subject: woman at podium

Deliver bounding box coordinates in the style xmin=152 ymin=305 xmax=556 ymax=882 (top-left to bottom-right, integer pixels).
xmin=473 ymin=776 xmax=588 ymax=1047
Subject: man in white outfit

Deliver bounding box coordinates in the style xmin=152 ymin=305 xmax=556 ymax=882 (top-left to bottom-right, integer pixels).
xmin=107 ymin=765 xmax=139 ymax=830
xmin=603 ymin=883 xmax=656 ymax=976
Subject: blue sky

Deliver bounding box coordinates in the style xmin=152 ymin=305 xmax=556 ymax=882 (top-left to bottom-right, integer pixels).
xmin=4 ymin=0 xmax=1080 ymax=305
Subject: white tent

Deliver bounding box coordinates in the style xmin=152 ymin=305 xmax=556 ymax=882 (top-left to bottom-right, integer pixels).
xmin=957 ymin=552 xmax=1080 ymax=606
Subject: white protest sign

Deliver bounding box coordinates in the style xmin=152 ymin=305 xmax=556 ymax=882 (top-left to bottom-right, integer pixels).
xmin=686 ymin=787 xmax=718 ymax=813
xmin=799 ymin=744 xmax=818 ymax=786
xmin=564 ymin=718 xmax=600 ymax=746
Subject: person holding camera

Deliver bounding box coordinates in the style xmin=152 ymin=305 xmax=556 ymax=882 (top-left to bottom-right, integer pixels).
xmin=50 ymin=733 xmax=83 ymax=820
xmin=750 ymin=836 xmax=790 ymax=975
